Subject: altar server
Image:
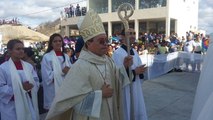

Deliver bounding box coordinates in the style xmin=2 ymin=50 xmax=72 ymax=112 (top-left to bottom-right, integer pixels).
xmin=41 ymin=33 xmax=72 ymax=110
xmin=0 ymin=39 xmax=39 ymax=120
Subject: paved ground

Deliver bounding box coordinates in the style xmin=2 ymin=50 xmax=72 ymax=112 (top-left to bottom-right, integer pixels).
xmin=40 ymin=71 xmax=200 ymax=120
xmin=143 ymin=71 xmax=200 ymax=120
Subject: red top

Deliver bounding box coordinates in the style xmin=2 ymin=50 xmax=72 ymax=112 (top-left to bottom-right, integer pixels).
xmin=14 ymin=61 xmax=23 ymax=70
xmin=55 ymin=51 xmax=63 ymax=56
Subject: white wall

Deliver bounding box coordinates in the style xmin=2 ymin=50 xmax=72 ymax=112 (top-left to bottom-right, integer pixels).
xmin=168 ymin=0 xmax=198 ymax=37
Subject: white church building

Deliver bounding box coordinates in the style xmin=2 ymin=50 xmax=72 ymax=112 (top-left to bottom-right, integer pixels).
xmin=60 ymin=0 xmax=198 ymax=39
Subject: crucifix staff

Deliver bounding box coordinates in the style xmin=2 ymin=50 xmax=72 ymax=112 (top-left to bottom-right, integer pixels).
xmin=117 ymin=3 xmax=135 ymax=120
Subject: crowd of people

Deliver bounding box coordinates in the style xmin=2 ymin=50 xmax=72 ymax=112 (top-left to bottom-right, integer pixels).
xmin=109 ymin=31 xmax=209 ymax=72
xmin=0 ymin=18 xmax=20 ymax=25
xmin=109 ymin=31 xmax=209 ymax=57
xmin=64 ymin=4 xmax=87 ymax=18
xmin=0 ymin=9 xmax=211 ymax=120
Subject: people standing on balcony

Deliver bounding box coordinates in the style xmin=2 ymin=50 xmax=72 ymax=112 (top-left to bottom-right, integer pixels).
xmin=70 ymin=4 xmax=75 ymax=17
xmin=81 ymin=7 xmax=87 ymax=16
xmin=75 ymin=4 xmax=81 ymax=16
xmin=0 ymin=39 xmax=39 ymax=120
xmin=112 ymin=28 xmax=148 ymax=120
xmin=41 ymin=33 xmax=72 ymax=111
xmin=64 ymin=7 xmax=70 ymax=18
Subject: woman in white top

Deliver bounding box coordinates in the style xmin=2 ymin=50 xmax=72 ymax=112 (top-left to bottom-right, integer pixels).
xmin=41 ymin=33 xmax=72 ymax=110
xmin=193 ymin=35 xmax=202 ymax=71
xmin=194 ymin=36 xmax=202 ymax=54
xmin=0 ymin=39 xmax=39 ymax=120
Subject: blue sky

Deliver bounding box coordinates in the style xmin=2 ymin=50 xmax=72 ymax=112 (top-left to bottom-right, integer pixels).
xmin=0 ymin=0 xmax=212 ymax=34
xmin=198 ymin=0 xmax=213 ymax=34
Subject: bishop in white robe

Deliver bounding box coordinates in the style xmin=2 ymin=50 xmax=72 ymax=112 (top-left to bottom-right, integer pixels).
xmin=45 ymin=9 xmax=131 ymax=120
xmin=45 ymin=49 xmax=130 ymax=120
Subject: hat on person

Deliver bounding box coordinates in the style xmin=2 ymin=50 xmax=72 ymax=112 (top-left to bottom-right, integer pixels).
xmin=77 ymin=9 xmax=105 ymax=42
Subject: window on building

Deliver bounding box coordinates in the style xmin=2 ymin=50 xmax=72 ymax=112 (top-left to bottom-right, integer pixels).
xmin=89 ymin=0 xmax=108 ymax=13
xmin=139 ymin=22 xmax=147 ymax=33
xmin=139 ymin=0 xmax=167 ymax=9
xmin=112 ymin=0 xmax=135 ymax=12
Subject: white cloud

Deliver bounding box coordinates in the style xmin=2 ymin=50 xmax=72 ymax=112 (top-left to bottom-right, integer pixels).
xmin=198 ymin=0 xmax=213 ymax=33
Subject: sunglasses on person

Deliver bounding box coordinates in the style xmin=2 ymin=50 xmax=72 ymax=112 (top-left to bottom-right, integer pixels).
xmin=89 ymin=38 xmax=110 ymax=45
xmin=98 ymin=39 xmax=110 ymax=45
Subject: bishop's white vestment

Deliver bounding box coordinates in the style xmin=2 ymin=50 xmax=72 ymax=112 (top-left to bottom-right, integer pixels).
xmin=45 ymin=49 xmax=130 ymax=120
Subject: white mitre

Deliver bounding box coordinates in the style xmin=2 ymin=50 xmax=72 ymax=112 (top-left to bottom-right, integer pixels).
xmin=77 ymin=9 xmax=105 ymax=42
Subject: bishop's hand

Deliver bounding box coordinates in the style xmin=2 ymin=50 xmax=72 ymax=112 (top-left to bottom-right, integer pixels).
xmin=101 ymin=84 xmax=113 ymax=98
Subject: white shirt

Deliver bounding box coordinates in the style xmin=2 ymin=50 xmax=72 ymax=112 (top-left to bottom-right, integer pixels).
xmin=194 ymin=41 xmax=202 ymax=52
xmin=184 ymin=40 xmax=195 ymax=52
